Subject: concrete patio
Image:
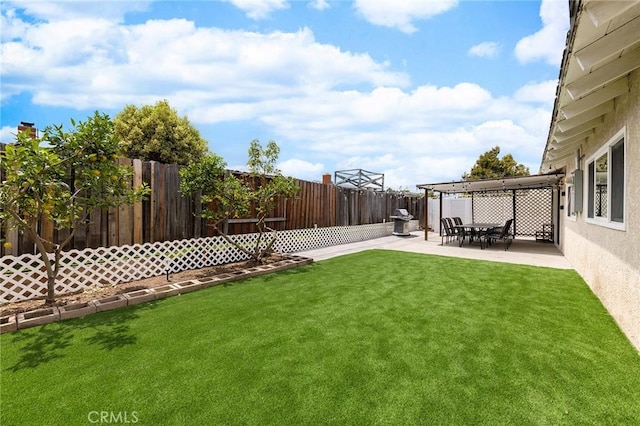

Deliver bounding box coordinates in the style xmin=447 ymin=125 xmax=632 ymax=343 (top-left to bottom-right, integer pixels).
xmin=297 ymin=231 xmax=573 ymax=270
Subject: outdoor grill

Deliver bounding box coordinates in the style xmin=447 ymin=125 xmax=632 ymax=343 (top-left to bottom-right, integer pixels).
xmin=390 ymin=208 xmax=413 ymax=236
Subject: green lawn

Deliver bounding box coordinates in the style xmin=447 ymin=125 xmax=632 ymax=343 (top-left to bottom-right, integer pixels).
xmin=2 ymin=250 xmax=639 ymax=425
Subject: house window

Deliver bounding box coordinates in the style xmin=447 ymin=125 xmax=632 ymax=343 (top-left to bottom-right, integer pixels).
xmin=585 ymin=129 xmax=625 ymax=229
xmin=594 ymin=153 xmax=608 ymax=218
xmin=610 ymin=138 xmax=624 ymax=222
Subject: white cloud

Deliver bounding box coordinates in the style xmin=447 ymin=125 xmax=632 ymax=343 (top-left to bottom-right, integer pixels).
xmin=0 ymin=16 xmax=409 ymax=110
xmin=0 ymin=125 xmax=18 ymax=143
xmin=411 ymin=156 xmax=476 ymax=186
xmin=1 ymin=0 xmax=150 ymax=21
xmin=354 ymin=0 xmax=458 ymax=33
xmin=340 ymin=154 xmax=396 ymax=171
xmin=278 ymin=158 xmax=325 ymax=181
xmin=230 ymin=81 xmax=550 ymax=189
xmin=308 ymin=0 xmax=330 ymax=11
xmin=223 ymin=0 xmax=289 ymax=20
xmin=0 ymin=10 xmax=552 ymax=187
xmin=468 ymin=41 xmax=501 ymax=58
xmin=1 ymin=8 xmax=27 ymax=42
xmin=514 ymin=80 xmax=558 ymax=104
xmin=515 ymin=0 xmax=569 ymax=66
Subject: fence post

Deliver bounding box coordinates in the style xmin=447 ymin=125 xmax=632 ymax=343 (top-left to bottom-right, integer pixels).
xmin=424 ymin=189 xmax=429 ymax=240
xmin=133 ymin=159 xmax=144 ymax=244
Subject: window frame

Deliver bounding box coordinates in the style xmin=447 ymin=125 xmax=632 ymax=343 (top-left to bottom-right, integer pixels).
xmin=584 ymin=128 xmax=626 ymax=231
xmin=566 ymin=183 xmax=577 ymax=221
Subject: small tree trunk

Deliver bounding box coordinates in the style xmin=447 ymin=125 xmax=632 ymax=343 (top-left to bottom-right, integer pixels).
xmin=254 ymin=215 xmax=270 ymax=263
xmin=210 ymin=222 xmax=255 ymax=261
xmin=46 ymin=274 xmax=57 ymax=305
xmin=23 ymin=223 xmax=57 ymax=305
xmin=27 ymin=219 xmax=76 ymax=305
xmin=260 ymin=225 xmax=278 ymax=263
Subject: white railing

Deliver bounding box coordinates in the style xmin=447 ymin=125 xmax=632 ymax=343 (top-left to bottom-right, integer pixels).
xmin=0 ymin=222 xmax=417 ymax=303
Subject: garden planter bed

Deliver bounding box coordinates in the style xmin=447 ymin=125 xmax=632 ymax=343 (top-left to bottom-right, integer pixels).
xmin=174 ymin=280 xmax=202 ymax=294
xmin=123 ymin=289 xmax=156 ymax=305
xmin=0 ymin=254 xmax=312 ymax=333
xmin=94 ymin=294 xmax=128 ymax=312
xmin=0 ymin=314 xmax=18 ymax=333
xmin=58 ymin=301 xmax=97 ymax=320
xmin=153 ymin=283 xmax=181 ymax=299
xmin=17 ymin=307 xmax=60 ymax=329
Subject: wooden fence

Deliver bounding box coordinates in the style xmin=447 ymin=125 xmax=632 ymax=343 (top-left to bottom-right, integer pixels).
xmin=1 ymin=146 xmax=424 ymax=256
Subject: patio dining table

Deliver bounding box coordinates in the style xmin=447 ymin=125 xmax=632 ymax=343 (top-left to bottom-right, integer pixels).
xmin=453 ymin=223 xmax=502 ymax=248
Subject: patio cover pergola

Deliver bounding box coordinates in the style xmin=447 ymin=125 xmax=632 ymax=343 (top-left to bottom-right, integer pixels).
xmin=416 ymin=172 xmax=564 ymax=241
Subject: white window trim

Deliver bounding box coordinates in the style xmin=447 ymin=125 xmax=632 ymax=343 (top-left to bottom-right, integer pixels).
xmin=566 ymin=183 xmax=577 ymax=222
xmin=584 ymin=127 xmax=626 ymax=231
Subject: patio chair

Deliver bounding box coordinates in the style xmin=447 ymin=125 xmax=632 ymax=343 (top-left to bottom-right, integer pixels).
xmin=484 ymin=219 xmax=514 ymax=250
xmin=451 ymin=217 xmax=475 ymax=246
xmin=445 ymin=217 xmax=465 ymax=244
xmin=440 ymin=218 xmax=455 ymax=245
xmin=445 ymin=218 xmax=457 ymax=235
xmin=448 ymin=217 xmax=469 ymax=246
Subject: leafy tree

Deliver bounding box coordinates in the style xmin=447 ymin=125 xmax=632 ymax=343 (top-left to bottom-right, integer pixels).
xmin=0 ymin=112 xmax=149 ymax=304
xmin=462 ymin=146 xmax=530 ymax=180
xmin=114 ymin=100 xmax=207 ymax=165
xmin=180 ymin=140 xmax=299 ymax=264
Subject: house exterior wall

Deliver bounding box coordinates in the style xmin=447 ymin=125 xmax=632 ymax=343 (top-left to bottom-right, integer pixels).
xmin=559 ymin=68 xmax=640 ymax=349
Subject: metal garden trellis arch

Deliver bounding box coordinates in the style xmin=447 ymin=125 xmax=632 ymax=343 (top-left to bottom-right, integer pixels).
xmin=334 ymin=169 xmax=384 ymax=191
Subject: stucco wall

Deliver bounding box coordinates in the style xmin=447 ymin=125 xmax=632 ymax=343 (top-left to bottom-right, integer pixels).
xmin=559 ymin=68 xmax=640 ymax=350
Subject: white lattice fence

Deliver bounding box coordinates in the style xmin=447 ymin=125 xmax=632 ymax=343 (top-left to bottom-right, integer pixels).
xmin=274 ymin=222 xmax=397 ymax=253
xmin=1 ymin=223 xmax=402 ymax=303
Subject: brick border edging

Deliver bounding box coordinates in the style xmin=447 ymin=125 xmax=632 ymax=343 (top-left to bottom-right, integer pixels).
xmin=0 ymin=255 xmax=313 ymax=334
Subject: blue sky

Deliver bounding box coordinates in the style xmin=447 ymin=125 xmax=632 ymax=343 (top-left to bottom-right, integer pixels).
xmin=1 ymin=0 xmax=569 ymax=190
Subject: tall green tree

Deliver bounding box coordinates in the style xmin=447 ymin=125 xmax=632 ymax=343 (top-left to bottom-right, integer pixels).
xmin=463 ymin=146 xmax=530 ymax=180
xmin=114 ymin=100 xmax=207 ymax=165
xmin=180 ymin=140 xmax=299 ymax=264
xmin=0 ymin=112 xmax=149 ymax=304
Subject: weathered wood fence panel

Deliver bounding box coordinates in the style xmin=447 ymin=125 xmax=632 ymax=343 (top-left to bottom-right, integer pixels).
xmin=1 ymin=145 xmax=424 ymax=256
